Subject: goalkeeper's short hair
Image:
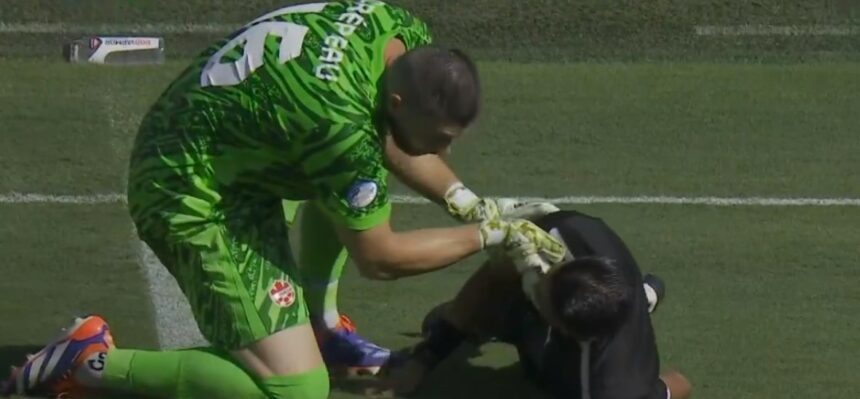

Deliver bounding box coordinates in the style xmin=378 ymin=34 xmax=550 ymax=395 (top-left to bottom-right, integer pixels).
xmin=397 ymin=46 xmax=481 ymax=127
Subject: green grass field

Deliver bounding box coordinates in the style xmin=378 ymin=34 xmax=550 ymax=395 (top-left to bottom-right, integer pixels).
xmin=1 ymin=59 xmax=859 ymax=399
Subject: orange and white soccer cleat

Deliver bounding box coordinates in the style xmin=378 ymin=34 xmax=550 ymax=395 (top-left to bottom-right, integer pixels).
xmin=2 ymin=315 xmax=114 ymax=399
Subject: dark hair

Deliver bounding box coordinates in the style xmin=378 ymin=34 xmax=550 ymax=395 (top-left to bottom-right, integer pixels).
xmin=549 ymin=256 xmax=632 ymax=339
xmin=398 ymin=47 xmax=481 ymax=127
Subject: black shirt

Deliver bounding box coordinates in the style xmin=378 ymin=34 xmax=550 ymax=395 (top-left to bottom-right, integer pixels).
xmin=511 ymin=210 xmax=661 ymax=399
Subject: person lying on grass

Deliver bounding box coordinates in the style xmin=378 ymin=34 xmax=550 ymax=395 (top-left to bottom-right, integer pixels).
xmin=372 ymin=209 xmax=692 ymax=399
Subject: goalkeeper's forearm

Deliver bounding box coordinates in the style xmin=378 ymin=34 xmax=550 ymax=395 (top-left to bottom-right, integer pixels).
xmin=346 ymin=224 xmax=483 ymax=280
xmin=384 ymin=136 xmax=460 ymax=204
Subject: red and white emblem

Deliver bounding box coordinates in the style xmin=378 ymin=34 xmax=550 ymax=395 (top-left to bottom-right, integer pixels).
xmin=269 ymin=280 xmax=295 ymax=307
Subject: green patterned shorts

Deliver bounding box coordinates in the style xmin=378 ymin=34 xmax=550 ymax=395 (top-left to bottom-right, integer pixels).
xmin=133 ymin=192 xmax=309 ymax=350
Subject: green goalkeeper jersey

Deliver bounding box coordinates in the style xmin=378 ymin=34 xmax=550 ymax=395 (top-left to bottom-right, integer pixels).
xmin=128 ymin=0 xmax=431 ymax=231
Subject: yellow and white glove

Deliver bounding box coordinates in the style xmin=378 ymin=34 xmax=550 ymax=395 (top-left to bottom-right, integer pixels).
xmin=444 ymin=182 xmax=560 ymax=223
xmin=479 ymin=218 xmax=569 ymax=307
xmin=478 ymin=218 xmax=566 ymax=273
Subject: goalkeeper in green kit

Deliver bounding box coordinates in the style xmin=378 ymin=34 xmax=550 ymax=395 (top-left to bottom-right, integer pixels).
xmin=2 ymin=1 xmax=564 ymax=399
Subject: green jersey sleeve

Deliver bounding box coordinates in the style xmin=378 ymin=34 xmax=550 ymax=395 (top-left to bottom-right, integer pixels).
xmin=302 ymin=123 xmax=391 ymax=230
xmin=383 ymin=3 xmax=433 ymax=49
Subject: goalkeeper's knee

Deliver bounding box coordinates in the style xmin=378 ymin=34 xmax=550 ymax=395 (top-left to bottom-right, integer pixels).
xmin=262 ymin=366 xmax=330 ymax=399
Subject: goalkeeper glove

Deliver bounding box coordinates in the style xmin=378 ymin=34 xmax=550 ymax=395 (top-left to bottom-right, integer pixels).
xmin=444 ymin=183 xmax=560 ymax=223
xmin=478 ymin=218 xmax=566 ymax=273
xmin=479 ymin=218 xmax=569 ymax=307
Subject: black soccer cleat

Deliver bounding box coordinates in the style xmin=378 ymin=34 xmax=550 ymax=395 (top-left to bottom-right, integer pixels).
xmin=643 ymin=274 xmax=666 ymax=314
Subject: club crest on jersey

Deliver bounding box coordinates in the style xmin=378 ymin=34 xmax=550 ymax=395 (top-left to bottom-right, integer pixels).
xmin=269 ymin=280 xmax=296 ymax=307
xmin=346 ymin=179 xmax=378 ymax=209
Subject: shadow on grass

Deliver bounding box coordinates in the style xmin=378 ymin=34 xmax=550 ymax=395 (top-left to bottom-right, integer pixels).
xmin=2 ymin=344 xmax=546 ymax=399
xmin=333 ymin=345 xmax=549 ymax=399
xmin=0 ymin=345 xmax=42 ymax=377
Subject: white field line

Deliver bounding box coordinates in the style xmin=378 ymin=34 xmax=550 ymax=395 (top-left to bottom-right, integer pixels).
xmin=137 ymin=241 xmax=209 ymax=349
xmin=3 ymin=192 xmax=860 ymax=206
xmin=103 ymin=92 xmax=132 ymax=189
xmin=6 ymin=189 xmax=857 ymax=351
xmin=0 ymin=21 xmax=860 ymax=36
xmin=4 ymin=17 xmax=856 ymax=355
xmin=694 ymin=25 xmax=860 ymax=36
xmin=1 ymin=22 xmax=858 ymax=37
xmin=0 ymin=22 xmax=239 ymax=34
xmin=0 ymin=193 xmax=126 ymax=204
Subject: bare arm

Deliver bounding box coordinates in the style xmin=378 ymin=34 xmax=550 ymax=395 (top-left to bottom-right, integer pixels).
xmin=384 ymin=135 xmax=460 ymax=204
xmin=335 ymin=217 xmax=482 ymax=280
xmin=381 ymin=38 xmax=461 ymax=204
xmin=381 ymin=34 xmax=462 ymax=203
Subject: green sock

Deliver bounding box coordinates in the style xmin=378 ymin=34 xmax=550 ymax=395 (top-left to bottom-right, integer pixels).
xmin=298 ymin=202 xmax=349 ymax=329
xmin=262 ymin=367 xmax=330 ymax=399
xmin=102 ymin=347 xmax=267 ymax=399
